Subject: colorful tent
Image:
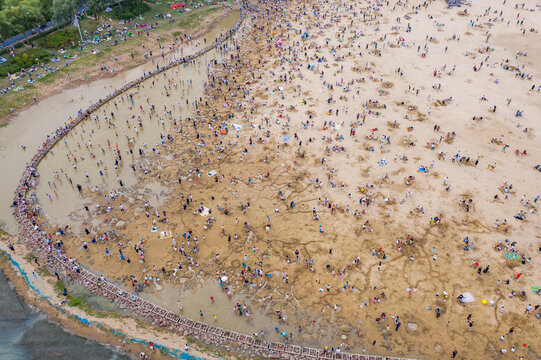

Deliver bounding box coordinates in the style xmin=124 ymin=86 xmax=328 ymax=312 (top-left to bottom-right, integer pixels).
xmin=170 ymin=2 xmax=186 ymax=10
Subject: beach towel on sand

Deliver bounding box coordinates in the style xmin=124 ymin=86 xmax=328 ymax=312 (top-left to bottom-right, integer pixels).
xmin=460 ymin=292 xmax=475 ymax=303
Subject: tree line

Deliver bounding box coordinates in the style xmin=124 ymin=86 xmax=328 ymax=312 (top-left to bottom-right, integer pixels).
xmin=0 ymin=0 xmax=114 ymax=41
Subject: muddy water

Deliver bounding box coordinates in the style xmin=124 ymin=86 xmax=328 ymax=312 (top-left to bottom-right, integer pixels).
xmin=65 ymin=281 xmax=134 ymax=315
xmin=33 ymin=8 xmax=242 ymax=233
xmin=202 ymin=10 xmax=241 ymax=44
xmin=33 ymin=52 xmax=217 ymax=233
xmin=140 ymin=280 xmax=296 ymax=342
xmin=0 ymin=62 xmax=156 ymax=234
xmin=0 ymin=9 xmax=240 ymax=235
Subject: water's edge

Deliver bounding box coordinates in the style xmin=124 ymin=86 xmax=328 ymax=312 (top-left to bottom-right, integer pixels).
xmin=0 ymin=264 xmax=132 ymax=360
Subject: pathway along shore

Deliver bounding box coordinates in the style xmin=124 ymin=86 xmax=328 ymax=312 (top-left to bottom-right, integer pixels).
xmin=11 ymin=1 xmax=411 ymax=359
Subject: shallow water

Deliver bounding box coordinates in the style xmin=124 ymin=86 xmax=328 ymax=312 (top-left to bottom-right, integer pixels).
xmin=31 ymin=11 xmax=241 ymax=231
xmin=34 ymin=52 xmax=215 ymax=233
xmin=0 ymin=269 xmax=131 ymax=360
xmin=65 ymin=281 xmax=134 ymax=315
xmin=140 ymin=279 xmax=296 ymax=341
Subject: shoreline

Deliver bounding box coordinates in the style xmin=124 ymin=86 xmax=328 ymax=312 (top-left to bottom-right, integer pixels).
xmin=6 ymin=1 xmax=379 ymax=358
xmin=0 ymin=4 xmax=246 ymax=360
xmin=0 ymin=243 xmax=223 ymax=360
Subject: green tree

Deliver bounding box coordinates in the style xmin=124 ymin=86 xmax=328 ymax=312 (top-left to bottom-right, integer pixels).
xmin=11 ymin=1 xmax=44 ymax=30
xmin=51 ymin=0 xmax=77 ymax=26
xmin=0 ymin=0 xmax=44 ymax=40
xmin=87 ymin=0 xmax=106 ymax=21
xmin=39 ymin=0 xmax=54 ymax=20
xmin=51 ymin=0 xmax=85 ymax=41
xmin=0 ymin=10 xmax=17 ymax=40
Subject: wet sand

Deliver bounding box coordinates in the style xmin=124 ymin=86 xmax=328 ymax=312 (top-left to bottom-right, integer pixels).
xmin=17 ymin=0 xmax=541 ymax=358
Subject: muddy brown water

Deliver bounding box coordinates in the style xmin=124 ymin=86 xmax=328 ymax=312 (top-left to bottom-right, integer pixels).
xmin=33 ymin=53 xmax=213 ymax=233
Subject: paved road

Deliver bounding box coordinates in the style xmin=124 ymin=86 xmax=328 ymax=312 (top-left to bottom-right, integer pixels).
xmin=0 ymin=22 xmax=54 ymax=49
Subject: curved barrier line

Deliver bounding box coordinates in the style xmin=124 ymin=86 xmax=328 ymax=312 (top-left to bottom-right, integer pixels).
xmin=10 ymin=1 xmax=414 ymax=359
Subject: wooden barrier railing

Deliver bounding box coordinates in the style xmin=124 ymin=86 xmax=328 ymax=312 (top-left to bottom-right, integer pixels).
xmin=11 ymin=1 xmax=413 ymax=359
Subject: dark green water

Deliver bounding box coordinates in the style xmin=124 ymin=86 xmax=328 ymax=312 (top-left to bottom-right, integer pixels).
xmin=0 ymin=269 xmax=132 ymax=360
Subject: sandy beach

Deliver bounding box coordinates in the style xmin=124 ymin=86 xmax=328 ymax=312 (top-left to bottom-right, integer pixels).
xmin=9 ymin=0 xmax=541 ymax=358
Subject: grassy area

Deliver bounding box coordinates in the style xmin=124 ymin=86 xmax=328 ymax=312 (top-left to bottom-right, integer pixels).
xmin=108 ymin=0 xmax=151 ymax=20
xmin=177 ymin=7 xmax=221 ymax=28
xmin=38 ymin=28 xmax=80 ymax=49
xmin=54 ymin=279 xmax=121 ymax=319
xmin=0 ymin=48 xmax=52 ymax=77
xmin=24 ymin=253 xmax=37 ymax=262
xmin=35 ymin=267 xmax=51 ymax=277
xmin=104 ymin=0 xmax=215 ymax=21
xmin=0 ymin=89 xmax=37 ymax=118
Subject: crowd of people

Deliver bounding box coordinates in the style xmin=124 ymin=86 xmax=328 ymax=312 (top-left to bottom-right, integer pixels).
xmin=13 ymin=0 xmax=541 ymax=358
